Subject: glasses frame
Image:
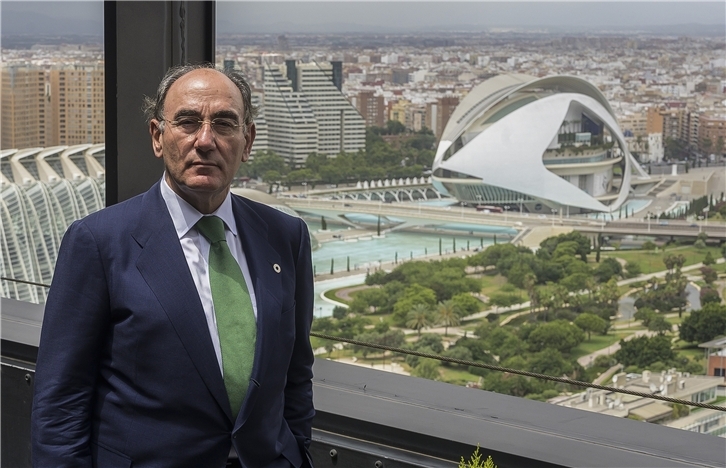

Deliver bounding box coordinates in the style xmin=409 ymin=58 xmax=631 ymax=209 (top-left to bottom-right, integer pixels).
xmin=162 ymin=117 xmax=243 ymax=138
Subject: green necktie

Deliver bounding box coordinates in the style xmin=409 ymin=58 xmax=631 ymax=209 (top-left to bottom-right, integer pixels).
xmin=196 ymin=215 xmax=256 ymax=416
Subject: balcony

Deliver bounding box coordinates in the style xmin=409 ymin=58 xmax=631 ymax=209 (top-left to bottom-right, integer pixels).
xmin=3 ymin=296 xmax=725 ymax=468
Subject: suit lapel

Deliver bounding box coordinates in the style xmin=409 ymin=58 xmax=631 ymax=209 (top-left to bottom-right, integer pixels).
xmin=231 ymin=196 xmax=282 ymax=428
xmin=132 ymin=182 xmax=233 ymax=423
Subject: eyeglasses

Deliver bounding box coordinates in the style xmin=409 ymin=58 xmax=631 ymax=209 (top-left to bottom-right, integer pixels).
xmin=163 ymin=117 xmax=241 ymax=137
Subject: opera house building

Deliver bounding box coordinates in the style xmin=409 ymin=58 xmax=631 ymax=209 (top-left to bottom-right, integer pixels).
xmin=432 ymin=74 xmax=648 ymax=214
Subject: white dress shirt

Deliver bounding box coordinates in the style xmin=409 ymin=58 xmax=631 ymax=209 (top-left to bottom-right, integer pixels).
xmin=160 ymin=178 xmax=257 ymax=376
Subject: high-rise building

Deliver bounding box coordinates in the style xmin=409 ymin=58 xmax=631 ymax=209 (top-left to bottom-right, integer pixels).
xmin=262 ymin=60 xmax=365 ymax=167
xmin=1 ymin=65 xmax=48 ymax=150
xmin=354 ymin=90 xmax=385 ymax=128
xmin=698 ymin=113 xmax=726 ymax=156
xmin=249 ymin=92 xmax=268 ymax=157
xmin=426 ymin=96 xmax=459 ymax=139
xmin=50 ymin=65 xmax=105 ymax=146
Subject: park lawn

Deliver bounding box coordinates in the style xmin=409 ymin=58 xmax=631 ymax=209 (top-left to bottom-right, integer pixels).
xmin=439 ymin=366 xmax=482 ymax=386
xmin=479 ymin=272 xmax=527 ymax=298
xmin=600 ymin=246 xmax=722 ymax=275
xmin=570 ymin=333 xmax=622 ymax=359
xmin=323 ymin=286 xmax=352 ymax=305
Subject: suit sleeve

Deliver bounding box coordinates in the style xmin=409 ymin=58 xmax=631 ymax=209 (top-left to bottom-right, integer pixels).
xmin=31 ymin=220 xmax=110 ymax=467
xmin=284 ymin=218 xmax=316 ymax=460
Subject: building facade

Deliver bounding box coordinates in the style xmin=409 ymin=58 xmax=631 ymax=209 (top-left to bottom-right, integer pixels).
xmin=262 ymin=60 xmax=365 ymax=167
xmin=1 ymin=66 xmax=48 ymax=150
xmin=432 ymin=74 xmax=649 ymax=214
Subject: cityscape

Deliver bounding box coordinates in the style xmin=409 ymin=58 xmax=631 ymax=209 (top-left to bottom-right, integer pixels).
xmin=2 ymin=1 xmax=726 ymax=457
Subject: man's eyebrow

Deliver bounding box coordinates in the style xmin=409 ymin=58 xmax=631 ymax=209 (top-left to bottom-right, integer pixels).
xmin=211 ymin=110 xmax=240 ymax=121
xmin=171 ymin=109 xmax=240 ymax=121
xmin=171 ymin=109 xmax=200 ymax=119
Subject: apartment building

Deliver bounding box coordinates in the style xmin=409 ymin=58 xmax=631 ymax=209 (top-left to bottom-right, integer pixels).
xmin=426 ymin=95 xmax=459 ymax=139
xmin=354 ymin=90 xmax=385 ymax=128
xmin=698 ymin=113 xmax=726 ymax=156
xmin=262 ymin=60 xmax=364 ymax=167
xmin=1 ymin=65 xmax=48 ymax=150
xmin=49 ymin=65 xmax=105 ymax=146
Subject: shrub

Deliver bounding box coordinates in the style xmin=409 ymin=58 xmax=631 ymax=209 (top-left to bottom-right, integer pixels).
xmin=459 ymin=445 xmax=497 ymax=468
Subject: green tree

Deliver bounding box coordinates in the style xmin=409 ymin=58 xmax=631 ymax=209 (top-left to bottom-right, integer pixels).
xmin=595 ymin=257 xmax=623 ymax=282
xmin=527 ymin=320 xmax=585 ymax=353
xmin=262 ymin=170 xmax=282 ymax=183
xmin=436 ymin=300 xmax=460 ymax=336
xmin=406 ymin=303 xmax=433 ymax=336
xmin=700 ymin=287 xmax=721 ymax=305
xmin=416 ymin=334 xmax=445 ymax=354
xmin=679 ymin=303 xmax=726 ymax=343
xmin=540 ymin=232 xmax=591 ymax=262
xmin=441 ymin=346 xmax=473 ymax=368
xmin=412 ymin=358 xmax=440 ymax=380
xmin=615 ymin=335 xmax=675 ymax=368
xmin=662 ymin=253 xmax=685 ymax=272
xmin=648 ymin=315 xmax=672 ymax=335
xmin=574 ymin=313 xmax=608 ymax=340
xmin=703 ymin=251 xmax=715 ymax=266
xmin=354 ymin=287 xmax=388 ymax=313
xmin=701 ymin=265 xmax=717 ymax=284
xmin=633 ymin=307 xmax=656 ymax=327
xmin=286 ymin=168 xmax=316 ymax=185
xmin=311 ymin=317 xmax=337 ymax=334
xmin=249 ymin=150 xmax=288 ymax=178
xmin=596 ymin=278 xmax=620 ymax=307
xmin=523 ymin=273 xmax=538 ymax=319
xmin=642 ymin=240 xmax=656 ymax=251
xmin=527 ymin=348 xmax=574 ymax=376
xmin=624 ymin=261 xmax=642 ymax=278
xmin=450 ymin=293 xmax=483 ymax=317
xmin=455 ymin=337 xmax=495 ymax=364
xmin=392 ymin=284 xmax=437 ymax=326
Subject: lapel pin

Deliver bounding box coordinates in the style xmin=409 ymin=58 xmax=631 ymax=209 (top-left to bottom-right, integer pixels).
xmin=273 ymin=264 xmax=281 ymax=273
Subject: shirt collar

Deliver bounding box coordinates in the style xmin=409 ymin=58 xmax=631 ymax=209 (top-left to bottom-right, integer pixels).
xmin=160 ymin=175 xmax=238 ymax=239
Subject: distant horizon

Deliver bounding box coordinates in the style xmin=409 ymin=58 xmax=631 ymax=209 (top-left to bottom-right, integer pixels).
xmin=2 ymin=2 xmax=725 ymax=38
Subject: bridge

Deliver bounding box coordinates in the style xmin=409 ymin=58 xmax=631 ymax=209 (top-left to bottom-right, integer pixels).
xmin=303 ymin=177 xmax=440 ymax=200
xmin=283 ymin=197 xmax=726 ymax=241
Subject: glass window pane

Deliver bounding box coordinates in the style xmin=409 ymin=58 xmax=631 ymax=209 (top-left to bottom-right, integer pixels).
xmin=1 ymin=1 xmax=104 ymax=304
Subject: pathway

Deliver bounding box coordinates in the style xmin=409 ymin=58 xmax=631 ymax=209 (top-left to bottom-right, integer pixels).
xmin=576 ymin=330 xmax=657 ymax=367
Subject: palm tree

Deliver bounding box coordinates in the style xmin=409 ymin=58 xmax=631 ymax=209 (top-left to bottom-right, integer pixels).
xmin=436 ymin=300 xmax=460 ymax=336
xmin=406 ymin=304 xmax=433 ymax=336
xmin=523 ymin=273 xmax=537 ymax=320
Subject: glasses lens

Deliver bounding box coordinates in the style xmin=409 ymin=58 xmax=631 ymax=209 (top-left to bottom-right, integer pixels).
xmin=173 ymin=118 xmax=202 ymax=134
xmin=211 ymin=119 xmax=239 ymax=136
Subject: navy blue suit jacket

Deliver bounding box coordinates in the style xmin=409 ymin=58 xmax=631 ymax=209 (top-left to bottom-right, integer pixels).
xmin=31 ymin=181 xmax=315 ymax=468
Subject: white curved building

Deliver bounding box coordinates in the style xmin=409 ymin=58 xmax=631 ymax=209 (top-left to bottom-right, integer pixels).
xmin=1 ymin=144 xmax=105 ymax=303
xmin=432 ymin=74 xmax=648 ymax=214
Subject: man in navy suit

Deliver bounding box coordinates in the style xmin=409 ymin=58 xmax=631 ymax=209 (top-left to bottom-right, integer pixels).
xmin=31 ymin=64 xmax=315 ymax=468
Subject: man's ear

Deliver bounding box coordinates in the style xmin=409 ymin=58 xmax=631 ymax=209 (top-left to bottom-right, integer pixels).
xmin=150 ymin=120 xmax=164 ymax=159
xmin=242 ymin=123 xmax=256 ymax=163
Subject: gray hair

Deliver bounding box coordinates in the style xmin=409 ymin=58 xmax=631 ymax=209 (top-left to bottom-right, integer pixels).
xmin=142 ymin=63 xmax=258 ymax=131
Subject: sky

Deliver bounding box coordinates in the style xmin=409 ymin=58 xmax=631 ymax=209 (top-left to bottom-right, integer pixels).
xmin=1 ymin=1 xmax=725 ymax=36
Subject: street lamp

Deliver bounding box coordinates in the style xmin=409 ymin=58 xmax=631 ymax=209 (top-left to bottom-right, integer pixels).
xmin=703 ymin=207 xmax=710 ymax=230
xmin=518 ymin=198 xmax=523 ymax=215
xmin=551 ymin=208 xmax=558 ymax=227
xmin=646 ymin=211 xmax=652 ymax=233
xmin=504 ymin=205 xmax=510 ymax=222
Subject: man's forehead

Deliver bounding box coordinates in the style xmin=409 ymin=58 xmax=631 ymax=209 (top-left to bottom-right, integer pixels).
xmin=167 ymin=69 xmax=244 ymax=108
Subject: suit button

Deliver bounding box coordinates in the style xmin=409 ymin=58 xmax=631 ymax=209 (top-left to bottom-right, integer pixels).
xmin=233 ymin=434 xmax=237 ymax=439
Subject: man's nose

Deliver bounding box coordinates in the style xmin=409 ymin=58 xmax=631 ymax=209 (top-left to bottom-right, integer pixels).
xmin=195 ymin=121 xmax=216 ymax=149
